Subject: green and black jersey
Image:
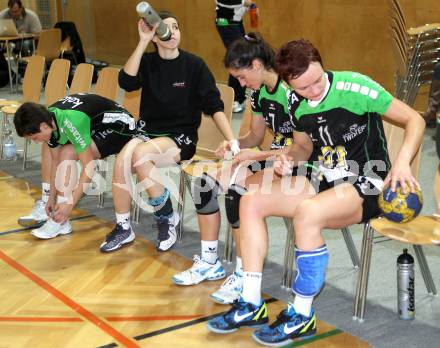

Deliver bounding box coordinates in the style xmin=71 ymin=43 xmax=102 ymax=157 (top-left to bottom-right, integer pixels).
xmin=47 ymin=93 xmax=136 ymax=154
xmin=251 ymin=77 xmax=301 ymax=149
xmin=289 ymin=71 xmax=392 ymax=180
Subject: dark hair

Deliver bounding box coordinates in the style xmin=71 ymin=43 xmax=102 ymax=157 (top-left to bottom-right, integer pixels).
xmin=14 ymin=102 xmax=52 ymax=137
xmin=151 ymin=10 xmax=178 ymax=50
xmin=224 ymin=32 xmax=275 ymax=70
xmin=274 ymin=39 xmax=323 ymax=81
xmin=8 ymin=0 xmax=23 ymax=8
xmin=158 ymin=10 xmax=177 ymax=22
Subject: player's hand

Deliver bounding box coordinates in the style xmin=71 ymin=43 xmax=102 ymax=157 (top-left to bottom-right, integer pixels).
xmin=383 ymin=159 xmax=419 ymax=193
xmin=274 ymin=154 xmax=294 ymax=176
xmin=215 ymin=139 xmax=240 ymax=159
xmin=138 ymin=19 xmax=157 ymax=42
xmin=45 ymin=197 xmax=55 ymax=217
xmin=232 ymin=148 xmax=258 ymax=165
xmin=52 ymin=202 xmax=73 ymax=224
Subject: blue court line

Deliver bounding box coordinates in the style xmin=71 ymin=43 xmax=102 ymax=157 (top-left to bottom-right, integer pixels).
xmin=0 ymin=214 xmax=96 ymax=236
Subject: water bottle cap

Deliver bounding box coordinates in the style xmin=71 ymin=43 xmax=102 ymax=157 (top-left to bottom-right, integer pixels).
xmin=397 ymin=248 xmax=414 ymax=264
xmin=250 ymin=3 xmax=257 ymax=9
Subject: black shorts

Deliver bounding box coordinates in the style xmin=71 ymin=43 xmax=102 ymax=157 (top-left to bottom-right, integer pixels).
xmin=292 ymin=163 xmax=383 ymax=223
xmin=134 ymin=132 xmax=197 ymax=161
xmin=92 ymin=129 xmax=134 ymax=158
xmin=246 ymin=160 xmax=272 ymax=173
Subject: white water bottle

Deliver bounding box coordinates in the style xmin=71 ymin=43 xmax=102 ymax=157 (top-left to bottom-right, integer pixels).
xmin=3 ymin=130 xmax=16 ymax=160
xmin=136 ymin=2 xmax=172 ymax=41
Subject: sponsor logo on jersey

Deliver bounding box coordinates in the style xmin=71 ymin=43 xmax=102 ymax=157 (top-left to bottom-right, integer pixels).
xmin=175 ymin=134 xmax=192 ymax=145
xmin=63 ymin=118 xmax=87 ymax=149
xmin=172 ymin=81 xmax=186 ymax=88
xmin=102 ymin=112 xmax=136 ymax=130
xmin=60 ymin=96 xmax=84 ymax=108
xmin=342 ymin=123 xmax=367 ymax=142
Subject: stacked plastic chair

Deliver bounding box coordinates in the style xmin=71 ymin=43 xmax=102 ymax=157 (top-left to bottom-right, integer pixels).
xmin=388 ymin=0 xmax=440 ymax=106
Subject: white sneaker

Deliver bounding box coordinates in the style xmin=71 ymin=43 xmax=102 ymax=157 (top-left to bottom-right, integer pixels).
xmin=18 ymin=200 xmax=48 ymax=227
xmin=156 ymin=212 xmax=180 ymax=252
xmin=31 ymin=219 xmax=72 ymax=239
xmin=233 ymin=101 xmax=244 ymax=113
xmin=210 ymin=272 xmax=243 ymax=304
xmin=172 ymin=255 xmax=226 ymax=286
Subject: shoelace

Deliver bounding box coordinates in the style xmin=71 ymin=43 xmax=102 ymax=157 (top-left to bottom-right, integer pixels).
xmin=268 ymin=308 xmax=298 ymax=329
xmin=189 ymin=255 xmax=204 ymax=271
xmin=227 ymin=299 xmax=252 ymax=314
xmin=222 ymin=274 xmax=239 ymax=288
xmin=105 ymin=223 xmax=124 ymax=241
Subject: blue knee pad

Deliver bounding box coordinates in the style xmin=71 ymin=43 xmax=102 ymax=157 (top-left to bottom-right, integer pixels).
xmin=292 ymin=245 xmax=329 ymax=297
xmin=192 ymin=173 xmax=220 ymax=215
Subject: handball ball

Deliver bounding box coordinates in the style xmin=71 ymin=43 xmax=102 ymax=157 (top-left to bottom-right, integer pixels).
xmin=378 ymin=184 xmax=423 ymax=223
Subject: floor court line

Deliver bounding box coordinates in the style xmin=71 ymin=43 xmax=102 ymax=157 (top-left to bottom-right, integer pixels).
xmin=98 ymin=298 xmax=279 ymax=348
xmin=0 ymin=214 xmax=96 ymax=236
xmin=0 ymin=249 xmax=141 ymax=348
xmin=283 ymin=328 xmax=343 ymax=347
xmin=98 ymin=298 xmax=344 ymax=348
xmin=0 ymin=314 xmax=205 ymax=322
xmin=0 ymin=317 xmax=83 ymax=322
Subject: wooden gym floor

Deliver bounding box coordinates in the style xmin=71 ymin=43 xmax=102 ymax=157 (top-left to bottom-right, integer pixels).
xmin=0 ymin=170 xmax=371 ymax=347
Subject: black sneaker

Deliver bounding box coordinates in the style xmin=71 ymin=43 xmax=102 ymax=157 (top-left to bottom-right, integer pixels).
xmin=207 ymin=297 xmax=269 ymax=334
xmin=100 ymin=223 xmax=135 ymax=253
xmin=252 ymin=304 xmax=316 ymax=346
xmin=156 ymin=213 xmax=179 ymax=252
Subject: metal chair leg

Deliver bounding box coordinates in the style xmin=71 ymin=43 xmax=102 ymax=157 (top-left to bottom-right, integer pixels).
xmin=413 ymin=245 xmax=437 ymax=295
xmin=22 ymin=139 xmax=28 ymax=170
xmin=353 ymin=221 xmax=374 ymax=322
xmin=341 ymin=227 xmax=360 ymax=268
xmin=131 ymin=176 xmax=140 ymax=224
xmin=281 ymin=218 xmax=295 ymax=289
xmin=97 ymin=158 xmax=108 ymax=208
xmin=176 ymin=170 xmax=186 ymax=243
xmin=223 ymin=224 xmax=234 ymax=263
xmin=0 ymin=113 xmax=6 ymax=159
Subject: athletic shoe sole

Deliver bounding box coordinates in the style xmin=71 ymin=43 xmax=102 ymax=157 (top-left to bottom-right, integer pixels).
xmin=31 ymin=225 xmax=73 ymax=240
xmin=209 ymin=292 xmax=240 ymax=304
xmin=207 ymin=321 xmax=267 ymax=334
xmin=252 ymin=332 xmax=315 ymax=347
xmin=18 ymin=217 xmax=47 ymax=228
xmin=172 ymin=271 xmax=226 ymax=286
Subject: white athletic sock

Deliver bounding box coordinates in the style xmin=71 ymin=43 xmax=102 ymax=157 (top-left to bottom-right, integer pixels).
xmin=41 ymin=183 xmax=50 ymax=203
xmin=293 ymin=294 xmax=314 ymax=317
xmin=235 ymin=256 xmax=243 ymax=276
xmin=242 ymin=271 xmax=262 ymax=306
xmin=116 ymin=212 xmax=131 ymax=230
xmin=201 ymin=240 xmax=218 ymax=264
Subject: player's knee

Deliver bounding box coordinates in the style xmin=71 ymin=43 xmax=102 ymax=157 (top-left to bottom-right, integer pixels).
xmin=59 ymin=144 xmax=77 ymax=160
xmin=131 ymin=146 xmax=151 ymax=167
xmin=193 ymin=173 xmax=220 ymax=214
xmin=225 ymin=184 xmax=247 ymax=228
xmin=294 ymin=199 xmax=318 ymax=225
xmin=292 ymin=245 xmax=329 ymax=297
